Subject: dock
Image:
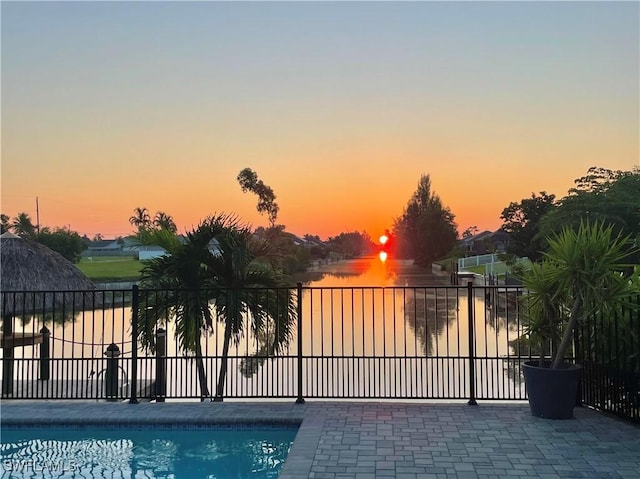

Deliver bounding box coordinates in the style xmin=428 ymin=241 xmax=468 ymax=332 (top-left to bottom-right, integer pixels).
xmin=0 ymin=379 xmax=156 ymax=401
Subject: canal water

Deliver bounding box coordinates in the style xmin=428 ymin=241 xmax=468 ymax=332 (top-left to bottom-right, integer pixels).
xmin=3 ymin=256 xmax=526 ymax=400
xmin=296 ymin=255 xmax=450 ymax=288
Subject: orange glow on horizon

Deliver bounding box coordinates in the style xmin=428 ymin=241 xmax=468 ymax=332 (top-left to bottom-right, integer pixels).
xmin=2 ymin=3 xmax=636 ymax=243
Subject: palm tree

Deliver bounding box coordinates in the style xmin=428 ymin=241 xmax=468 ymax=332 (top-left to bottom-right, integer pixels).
xmin=1 ymin=214 xmax=11 ymax=234
xmin=153 ymin=211 xmax=177 ymax=233
xmin=522 ymin=221 xmax=637 ymax=368
xmin=11 ymin=212 xmax=36 ymax=237
xmin=137 ymin=221 xmax=222 ymax=399
xmin=129 ymin=207 xmax=151 ymax=230
xmin=135 ymin=214 xmax=295 ymax=401
xmin=205 ymin=221 xmax=295 ymax=401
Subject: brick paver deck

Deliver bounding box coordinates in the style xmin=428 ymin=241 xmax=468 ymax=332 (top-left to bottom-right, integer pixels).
xmin=2 ymin=401 xmax=639 ymax=478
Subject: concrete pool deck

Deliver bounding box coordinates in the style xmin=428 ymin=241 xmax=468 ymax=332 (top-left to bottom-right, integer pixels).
xmin=1 ymin=401 xmax=639 ymax=478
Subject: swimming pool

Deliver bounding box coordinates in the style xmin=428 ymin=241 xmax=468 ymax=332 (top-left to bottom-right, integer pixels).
xmin=1 ymin=424 xmax=298 ymax=478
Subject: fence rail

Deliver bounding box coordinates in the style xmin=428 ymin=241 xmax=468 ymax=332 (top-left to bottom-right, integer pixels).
xmin=1 ymin=285 xmax=637 ymax=423
xmin=457 ymin=253 xmax=500 ymax=270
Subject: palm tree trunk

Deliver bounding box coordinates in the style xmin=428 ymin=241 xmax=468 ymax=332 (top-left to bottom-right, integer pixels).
xmin=552 ymin=296 xmax=582 ymax=369
xmin=194 ymin=336 xmax=210 ymax=401
xmin=214 ymin=319 xmax=233 ymax=402
xmin=538 ymin=338 xmax=545 ymax=368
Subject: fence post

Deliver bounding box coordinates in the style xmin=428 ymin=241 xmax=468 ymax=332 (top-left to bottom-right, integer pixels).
xmin=2 ymin=314 xmax=14 ymax=397
xmin=39 ymin=326 xmax=50 ymax=380
xmin=129 ymin=285 xmax=139 ymax=404
xmin=296 ymin=282 xmax=305 ymax=404
xmin=105 ymin=343 xmax=120 ymax=402
xmin=467 ymin=282 xmax=477 ymax=405
xmin=573 ymin=327 xmax=582 ymax=407
xmin=156 ymin=328 xmax=167 ymax=402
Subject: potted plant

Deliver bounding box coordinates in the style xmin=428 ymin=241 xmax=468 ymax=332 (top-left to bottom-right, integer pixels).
xmin=521 ymin=221 xmax=637 ymax=419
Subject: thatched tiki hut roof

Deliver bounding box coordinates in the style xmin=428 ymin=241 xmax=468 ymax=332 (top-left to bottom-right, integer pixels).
xmin=1 ymin=232 xmax=96 ymax=316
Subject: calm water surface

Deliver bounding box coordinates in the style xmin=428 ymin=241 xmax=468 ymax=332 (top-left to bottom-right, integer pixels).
xmin=5 ymin=256 xmax=526 ymax=399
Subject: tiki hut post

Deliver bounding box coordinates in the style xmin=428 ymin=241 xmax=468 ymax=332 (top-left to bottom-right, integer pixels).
xmin=155 ymin=328 xmax=167 ymax=402
xmin=105 ymin=343 xmax=121 ymax=402
xmin=39 ymin=326 xmax=51 ymax=380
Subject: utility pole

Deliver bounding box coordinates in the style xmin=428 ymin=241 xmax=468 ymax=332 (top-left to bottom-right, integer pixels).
xmin=36 ymin=196 xmax=40 ymax=234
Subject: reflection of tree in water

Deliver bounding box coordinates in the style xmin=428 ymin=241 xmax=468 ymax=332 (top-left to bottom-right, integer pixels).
xmin=15 ymin=309 xmax=78 ymax=329
xmin=503 ymin=357 xmax=526 ymax=391
xmin=292 ymin=269 xmax=370 ymax=286
xmin=404 ymin=287 xmax=458 ymax=356
xmin=293 ymin=270 xmax=327 ymax=285
xmin=4 ymin=290 xmax=114 ymax=331
xmin=484 ymin=288 xmax=528 ymax=392
xmin=482 ymin=288 xmax=523 ymax=334
xmin=294 ymin=256 xmax=379 ymax=286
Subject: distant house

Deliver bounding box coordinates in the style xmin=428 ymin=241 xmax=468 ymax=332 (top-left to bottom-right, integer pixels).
xmin=138 ymin=245 xmax=167 ymax=261
xmin=85 ymin=236 xmax=169 ymax=258
xmin=84 ymin=238 xmax=127 ymax=257
xmin=460 ymin=230 xmax=510 ymax=256
xmin=207 ymin=238 xmax=222 ymax=257
xmin=120 ymin=237 xmax=146 ymax=252
xmin=302 ymin=236 xmax=326 ymax=248
xmin=86 ymin=239 xmax=123 ymax=252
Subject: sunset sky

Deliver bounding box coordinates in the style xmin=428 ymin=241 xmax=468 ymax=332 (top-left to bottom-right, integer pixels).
xmin=2 ymin=1 xmax=638 ymax=240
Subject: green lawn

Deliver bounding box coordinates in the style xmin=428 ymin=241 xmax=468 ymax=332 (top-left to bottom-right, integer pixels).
xmin=464 ymin=258 xmax=531 ymax=277
xmin=77 ymin=256 xmax=144 ymax=281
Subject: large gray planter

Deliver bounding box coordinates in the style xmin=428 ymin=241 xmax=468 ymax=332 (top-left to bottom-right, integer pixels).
xmin=523 ymin=361 xmax=582 ymax=419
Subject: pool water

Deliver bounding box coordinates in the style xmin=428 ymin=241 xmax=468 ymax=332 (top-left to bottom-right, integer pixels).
xmin=0 ymin=425 xmax=297 ymax=478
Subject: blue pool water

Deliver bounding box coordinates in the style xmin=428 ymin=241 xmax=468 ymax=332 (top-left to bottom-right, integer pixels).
xmin=0 ymin=425 xmax=297 ymax=478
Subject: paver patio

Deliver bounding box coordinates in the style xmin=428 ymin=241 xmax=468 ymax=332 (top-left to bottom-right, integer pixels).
xmin=2 ymin=401 xmax=639 ymax=478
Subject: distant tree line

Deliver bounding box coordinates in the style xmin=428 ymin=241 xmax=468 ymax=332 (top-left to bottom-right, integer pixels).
xmin=6 ymin=166 xmax=634 ymax=272
xmin=1 ymin=212 xmax=86 ymax=263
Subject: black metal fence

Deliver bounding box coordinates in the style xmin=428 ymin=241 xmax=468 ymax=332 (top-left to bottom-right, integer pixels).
xmin=576 ymin=295 xmax=640 ymax=423
xmin=1 ymin=285 xmax=638 ymax=423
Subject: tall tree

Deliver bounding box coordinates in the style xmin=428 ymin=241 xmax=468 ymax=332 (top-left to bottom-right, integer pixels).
xmin=392 ymin=175 xmax=458 ymax=266
xmin=538 ymin=167 xmax=640 ymax=246
xmin=153 ymin=211 xmax=177 ymax=233
xmin=136 ymin=214 xmax=295 ymax=401
xmin=11 ymin=212 xmax=36 ymax=237
xmin=237 ymin=168 xmax=279 ymax=227
xmin=129 ymin=207 xmax=151 ymax=230
xmin=569 ymin=166 xmax=630 ymax=194
xmin=500 ymin=192 xmax=557 ymax=262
